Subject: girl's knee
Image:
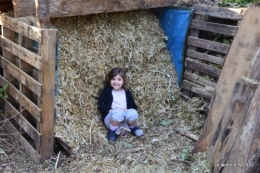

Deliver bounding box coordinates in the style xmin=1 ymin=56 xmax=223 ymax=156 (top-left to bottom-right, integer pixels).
xmin=111 ymin=108 xmax=125 ymax=122
xmin=125 ymin=109 xmax=138 ymax=122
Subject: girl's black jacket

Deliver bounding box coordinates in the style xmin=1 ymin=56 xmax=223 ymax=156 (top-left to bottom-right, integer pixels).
xmin=97 ymin=86 xmax=137 ymax=122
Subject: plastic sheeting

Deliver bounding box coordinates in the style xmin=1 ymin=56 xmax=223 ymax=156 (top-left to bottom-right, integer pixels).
xmin=153 ymin=7 xmax=194 ymax=87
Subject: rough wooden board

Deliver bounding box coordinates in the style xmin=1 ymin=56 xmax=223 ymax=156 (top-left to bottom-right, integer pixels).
xmin=207 ymin=77 xmax=258 ymax=171
xmin=192 ymin=6 xmax=260 ymax=154
xmin=220 ymin=86 xmax=260 ymax=173
xmin=12 ymin=0 xmax=178 ymax=18
xmin=190 ymin=19 xmax=238 ymax=36
xmin=0 ymin=14 xmax=42 ymax=43
xmin=38 ymin=29 xmax=57 ymax=163
xmin=193 ymin=4 xmax=246 ymax=20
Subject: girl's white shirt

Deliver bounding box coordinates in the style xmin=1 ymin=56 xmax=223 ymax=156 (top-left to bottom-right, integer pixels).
xmin=111 ymin=89 xmax=127 ymax=109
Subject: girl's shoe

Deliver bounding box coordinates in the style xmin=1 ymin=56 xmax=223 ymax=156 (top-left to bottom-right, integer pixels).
xmin=130 ymin=126 xmax=143 ymax=137
xmin=108 ymin=130 xmax=117 ymax=141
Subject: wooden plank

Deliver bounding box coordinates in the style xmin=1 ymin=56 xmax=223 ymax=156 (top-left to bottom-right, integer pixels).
xmin=4 ymin=119 xmax=41 ymax=164
xmin=0 ymin=36 xmax=42 ymax=70
xmin=187 ymin=36 xmax=230 ymax=54
xmin=1 ymin=55 xmax=42 ymax=96
xmin=0 ymin=14 xmax=42 ymax=43
xmin=190 ymin=19 xmax=238 ymax=36
xmin=12 ymin=0 xmax=179 ymax=18
xmin=182 ymin=80 xmax=213 ymax=99
xmin=207 ymin=77 xmax=258 ymax=172
xmin=0 ymin=3 xmax=13 ymax=12
xmin=193 ymin=4 xmax=246 ymax=20
xmin=185 ymin=58 xmax=221 ymax=78
xmin=222 ymin=89 xmax=260 ymax=173
xmin=38 ymin=29 xmax=57 ymax=163
xmin=183 ymin=71 xmax=216 ymax=88
xmin=5 ymin=101 xmax=41 ymax=145
xmin=35 ymin=0 xmax=51 ymax=28
xmin=0 ymin=75 xmax=41 ymax=121
xmin=186 ymin=49 xmax=224 ymax=65
xmin=193 ymin=6 xmax=260 ymax=155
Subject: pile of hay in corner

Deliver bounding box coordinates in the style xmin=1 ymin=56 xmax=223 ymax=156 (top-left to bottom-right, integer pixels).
xmin=50 ymin=11 xmax=180 ymax=148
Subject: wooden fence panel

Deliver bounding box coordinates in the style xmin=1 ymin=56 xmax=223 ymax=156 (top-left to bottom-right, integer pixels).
xmin=182 ymin=5 xmax=246 ymax=100
xmin=0 ymin=14 xmax=57 ymax=164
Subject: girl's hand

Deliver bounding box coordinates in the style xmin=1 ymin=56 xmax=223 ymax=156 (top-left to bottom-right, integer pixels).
xmin=123 ymin=108 xmax=127 ymax=111
xmin=109 ymin=109 xmax=113 ymax=112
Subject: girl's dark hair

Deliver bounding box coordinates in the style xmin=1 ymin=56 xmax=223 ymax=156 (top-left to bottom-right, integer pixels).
xmin=105 ymin=67 xmax=128 ymax=89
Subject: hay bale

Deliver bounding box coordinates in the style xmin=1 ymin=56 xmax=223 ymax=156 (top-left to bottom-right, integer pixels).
xmin=49 ymin=11 xmax=180 ymax=147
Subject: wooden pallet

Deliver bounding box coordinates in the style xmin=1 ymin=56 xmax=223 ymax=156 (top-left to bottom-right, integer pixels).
xmin=182 ymin=4 xmax=246 ymax=100
xmin=0 ymin=14 xmax=58 ymax=164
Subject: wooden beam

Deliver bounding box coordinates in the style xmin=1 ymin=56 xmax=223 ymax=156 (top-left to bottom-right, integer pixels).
xmin=0 ymin=55 xmax=42 ymax=96
xmin=12 ymin=0 xmax=179 ymax=18
xmin=190 ymin=19 xmax=239 ymax=37
xmin=183 ymin=71 xmax=217 ymax=88
xmin=0 ymin=36 xmax=42 ymax=70
xmin=5 ymin=101 xmax=41 ymax=145
xmin=193 ymin=4 xmax=246 ymax=20
xmin=185 ymin=58 xmax=221 ymax=78
xmin=186 ymin=49 xmax=224 ymax=65
xmin=38 ymin=29 xmax=57 ymax=163
xmin=0 ymin=14 xmax=42 ymax=43
xmin=182 ymin=80 xmax=213 ymax=99
xmin=0 ymin=75 xmax=41 ymax=121
xmin=35 ymin=0 xmax=50 ymax=29
xmin=187 ymin=36 xmax=230 ymax=54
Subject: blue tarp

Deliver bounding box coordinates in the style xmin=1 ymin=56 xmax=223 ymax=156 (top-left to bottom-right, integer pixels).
xmin=153 ymin=7 xmax=194 ymax=87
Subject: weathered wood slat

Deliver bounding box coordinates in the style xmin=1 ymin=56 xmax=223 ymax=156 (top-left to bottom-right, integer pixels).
xmin=190 ymin=19 xmax=238 ymax=36
xmin=208 ymin=77 xmax=259 ymax=172
xmin=38 ymin=29 xmax=56 ymax=163
xmin=0 ymin=14 xmax=42 ymax=43
xmin=182 ymin=80 xmax=213 ymax=99
xmin=0 ymin=36 xmax=42 ymax=70
xmin=0 ymin=55 xmax=42 ymax=97
xmin=193 ymin=4 xmax=246 ymax=20
xmin=4 ymin=119 xmax=41 ymax=164
xmin=187 ymin=36 xmax=230 ymax=54
xmin=224 ymin=89 xmax=260 ymax=173
xmin=13 ymin=0 xmax=179 ymax=18
xmin=186 ymin=49 xmax=224 ymax=65
xmin=0 ymin=75 xmax=41 ymax=121
xmin=183 ymin=71 xmax=217 ymax=88
xmin=5 ymin=101 xmax=41 ymax=146
xmin=185 ymin=58 xmax=221 ymax=78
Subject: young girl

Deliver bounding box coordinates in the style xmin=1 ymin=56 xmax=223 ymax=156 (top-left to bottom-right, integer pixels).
xmin=97 ymin=67 xmax=143 ymax=141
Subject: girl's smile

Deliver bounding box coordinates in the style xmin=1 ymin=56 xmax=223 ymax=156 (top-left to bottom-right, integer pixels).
xmin=110 ymin=74 xmax=124 ymax=91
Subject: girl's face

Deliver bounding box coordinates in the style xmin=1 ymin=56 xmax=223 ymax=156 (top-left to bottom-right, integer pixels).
xmin=110 ymin=74 xmax=124 ymax=91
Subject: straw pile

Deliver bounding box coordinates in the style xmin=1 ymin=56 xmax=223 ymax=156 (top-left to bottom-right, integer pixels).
xmin=0 ymin=10 xmax=211 ymax=172
xmin=51 ymin=11 xmax=179 ymax=147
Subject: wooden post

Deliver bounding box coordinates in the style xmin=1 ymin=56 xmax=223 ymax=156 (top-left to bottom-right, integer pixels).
xmin=35 ymin=0 xmax=50 ymax=29
xmin=38 ymin=29 xmax=57 ymax=162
